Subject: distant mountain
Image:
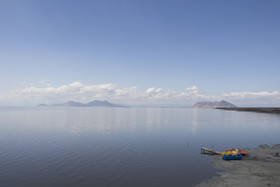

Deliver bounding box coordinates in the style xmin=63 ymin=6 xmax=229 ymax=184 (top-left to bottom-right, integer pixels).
xmin=86 ymin=100 xmax=115 ymax=107
xmin=192 ymin=100 xmax=236 ymax=108
xmin=38 ymin=100 xmax=121 ymax=107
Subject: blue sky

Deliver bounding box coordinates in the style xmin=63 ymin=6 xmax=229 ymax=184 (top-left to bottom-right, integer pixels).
xmin=0 ymin=0 xmax=280 ymax=106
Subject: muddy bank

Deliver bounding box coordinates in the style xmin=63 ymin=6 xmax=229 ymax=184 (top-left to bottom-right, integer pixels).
xmin=216 ymin=107 xmax=280 ymax=114
xmin=197 ymin=144 xmax=280 ymax=187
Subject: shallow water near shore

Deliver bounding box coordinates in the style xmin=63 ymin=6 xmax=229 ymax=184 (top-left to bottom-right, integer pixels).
xmin=0 ymin=107 xmax=280 ymax=186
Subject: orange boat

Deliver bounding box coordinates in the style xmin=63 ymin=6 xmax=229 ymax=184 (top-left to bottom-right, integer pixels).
xmin=238 ymin=149 xmax=246 ymax=156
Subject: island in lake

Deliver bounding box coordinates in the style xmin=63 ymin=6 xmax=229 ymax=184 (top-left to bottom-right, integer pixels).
xmin=192 ymin=100 xmax=236 ymax=108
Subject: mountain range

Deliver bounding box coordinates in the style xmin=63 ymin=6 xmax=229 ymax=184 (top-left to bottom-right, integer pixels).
xmin=38 ymin=100 xmax=122 ymax=107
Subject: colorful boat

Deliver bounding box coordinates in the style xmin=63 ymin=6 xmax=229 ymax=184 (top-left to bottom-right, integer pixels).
xmin=222 ymin=152 xmax=243 ymax=160
xmin=230 ymin=148 xmax=246 ymax=156
xmin=221 ymin=148 xmax=243 ymax=160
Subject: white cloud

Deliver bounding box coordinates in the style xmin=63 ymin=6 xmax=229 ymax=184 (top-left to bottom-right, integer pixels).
xmin=222 ymin=91 xmax=280 ymax=98
xmin=186 ymin=86 xmax=198 ymax=91
xmin=145 ymin=88 xmax=163 ymax=100
xmin=221 ymin=91 xmax=280 ymax=106
xmin=1 ymin=82 xmax=279 ymax=106
xmin=17 ymin=82 xmax=117 ymax=96
xmin=146 ymin=87 xmax=162 ymax=95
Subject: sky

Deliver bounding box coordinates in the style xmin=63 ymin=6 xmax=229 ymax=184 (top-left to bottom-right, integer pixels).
xmin=0 ymin=0 xmax=280 ymax=106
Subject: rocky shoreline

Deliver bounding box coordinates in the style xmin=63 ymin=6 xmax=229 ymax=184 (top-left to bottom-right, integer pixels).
xmin=197 ymin=144 xmax=280 ymax=187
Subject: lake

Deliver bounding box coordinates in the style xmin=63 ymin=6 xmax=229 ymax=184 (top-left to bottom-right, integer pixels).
xmin=0 ymin=107 xmax=279 ymax=186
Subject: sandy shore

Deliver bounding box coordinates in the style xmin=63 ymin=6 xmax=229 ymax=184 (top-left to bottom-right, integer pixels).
xmin=197 ymin=144 xmax=280 ymax=187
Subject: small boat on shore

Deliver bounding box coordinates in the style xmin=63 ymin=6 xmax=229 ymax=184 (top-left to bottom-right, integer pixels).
xmin=201 ymin=147 xmax=246 ymax=160
xmin=222 ymin=152 xmax=243 ymax=160
xmin=221 ymin=148 xmax=244 ymax=160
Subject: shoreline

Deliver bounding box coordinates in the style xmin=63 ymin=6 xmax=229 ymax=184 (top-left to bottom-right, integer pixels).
xmin=197 ymin=144 xmax=280 ymax=187
xmin=216 ymin=107 xmax=280 ymax=114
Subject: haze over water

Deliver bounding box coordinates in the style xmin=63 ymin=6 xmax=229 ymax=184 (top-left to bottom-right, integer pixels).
xmin=0 ymin=107 xmax=279 ymax=187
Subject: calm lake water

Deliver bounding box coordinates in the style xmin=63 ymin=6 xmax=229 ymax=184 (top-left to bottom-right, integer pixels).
xmin=0 ymin=107 xmax=280 ymax=187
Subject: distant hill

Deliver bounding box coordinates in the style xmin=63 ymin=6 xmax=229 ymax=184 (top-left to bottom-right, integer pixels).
xmin=86 ymin=100 xmax=115 ymax=107
xmin=38 ymin=100 xmax=122 ymax=107
xmin=192 ymin=100 xmax=236 ymax=108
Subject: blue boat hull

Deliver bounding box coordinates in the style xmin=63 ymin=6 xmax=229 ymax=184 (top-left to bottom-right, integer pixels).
xmin=223 ymin=153 xmax=243 ymax=160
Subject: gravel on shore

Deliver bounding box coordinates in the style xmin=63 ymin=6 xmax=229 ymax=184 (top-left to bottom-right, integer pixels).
xmin=197 ymin=144 xmax=280 ymax=187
